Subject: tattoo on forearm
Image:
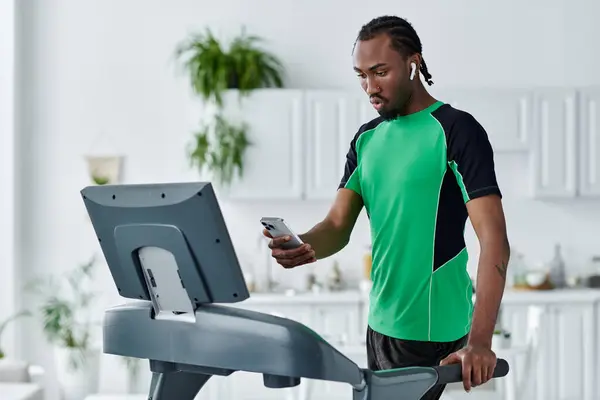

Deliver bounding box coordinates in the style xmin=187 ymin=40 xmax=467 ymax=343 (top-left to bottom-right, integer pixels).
xmin=494 ymin=261 xmax=508 ymax=280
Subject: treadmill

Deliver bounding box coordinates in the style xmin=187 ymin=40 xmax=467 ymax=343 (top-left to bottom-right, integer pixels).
xmin=80 ymin=181 xmax=509 ymax=400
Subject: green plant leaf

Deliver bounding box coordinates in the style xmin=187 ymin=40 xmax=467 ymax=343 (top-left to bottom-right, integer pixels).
xmin=92 ymin=174 xmax=110 ymax=185
xmin=175 ymin=26 xmax=285 ymax=105
xmin=188 ymin=127 xmax=211 ymax=171
xmin=26 ymin=256 xmax=98 ymax=355
xmin=188 ymin=113 xmax=251 ymax=186
xmin=176 ymin=28 xmax=232 ymax=106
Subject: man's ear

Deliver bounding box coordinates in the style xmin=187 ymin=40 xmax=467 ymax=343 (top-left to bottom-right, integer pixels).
xmin=408 ymin=55 xmax=421 ymax=80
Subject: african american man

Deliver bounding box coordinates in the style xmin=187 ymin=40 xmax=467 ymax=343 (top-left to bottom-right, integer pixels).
xmin=264 ymin=15 xmax=510 ymax=400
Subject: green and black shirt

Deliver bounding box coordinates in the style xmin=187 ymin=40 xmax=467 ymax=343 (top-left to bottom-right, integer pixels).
xmin=339 ymin=101 xmax=502 ymax=343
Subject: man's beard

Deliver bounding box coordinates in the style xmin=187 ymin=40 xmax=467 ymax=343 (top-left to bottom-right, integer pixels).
xmin=375 ymin=91 xmax=412 ymax=121
xmin=377 ymin=106 xmax=401 ymax=121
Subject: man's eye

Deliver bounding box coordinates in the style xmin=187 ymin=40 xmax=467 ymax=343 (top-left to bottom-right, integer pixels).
xmin=375 ymin=71 xmax=386 ymax=77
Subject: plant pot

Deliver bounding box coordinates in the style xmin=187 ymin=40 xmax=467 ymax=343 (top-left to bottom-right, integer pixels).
xmin=85 ymin=155 xmax=123 ymax=185
xmin=54 ymin=346 xmax=100 ymax=400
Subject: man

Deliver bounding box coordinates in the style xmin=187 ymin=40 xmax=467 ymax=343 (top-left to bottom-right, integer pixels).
xmin=263 ymin=15 xmax=510 ymax=399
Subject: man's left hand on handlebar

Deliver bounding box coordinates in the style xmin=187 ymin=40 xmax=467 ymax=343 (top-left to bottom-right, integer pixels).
xmin=439 ymin=344 xmax=497 ymax=392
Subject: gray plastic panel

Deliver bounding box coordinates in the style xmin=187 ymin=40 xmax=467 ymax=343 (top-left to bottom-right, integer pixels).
xmin=102 ymin=301 xmax=365 ymax=387
xmin=80 ymin=182 xmax=249 ymax=304
xmin=137 ymin=245 xmax=197 ymax=321
xmin=148 ymin=369 xmax=210 ymax=400
xmin=352 ymin=368 xmax=437 ymax=400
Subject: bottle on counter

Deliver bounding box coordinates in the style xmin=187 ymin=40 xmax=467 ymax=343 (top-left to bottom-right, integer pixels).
xmin=306 ymin=272 xmax=322 ymax=293
xmin=584 ymin=255 xmax=600 ymax=288
xmin=327 ymin=260 xmax=344 ymax=291
xmin=509 ymin=249 xmax=527 ymax=289
xmin=548 ymin=243 xmax=566 ymax=289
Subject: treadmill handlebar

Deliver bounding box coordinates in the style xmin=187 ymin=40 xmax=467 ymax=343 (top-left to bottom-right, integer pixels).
xmin=433 ymin=358 xmax=509 ymax=385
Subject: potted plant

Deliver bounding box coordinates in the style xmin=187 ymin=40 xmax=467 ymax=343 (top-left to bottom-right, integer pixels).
xmin=85 ymin=155 xmax=123 ymax=185
xmin=175 ymin=26 xmax=285 ymax=106
xmin=26 ymin=255 xmax=102 ymax=400
xmin=175 ymin=26 xmax=285 ymax=186
xmin=187 ymin=113 xmax=251 ymax=186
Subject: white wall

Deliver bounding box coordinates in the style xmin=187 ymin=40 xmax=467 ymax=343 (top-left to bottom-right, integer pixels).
xmin=0 ymin=0 xmax=17 ymax=358
xmin=8 ymin=0 xmax=600 ymax=397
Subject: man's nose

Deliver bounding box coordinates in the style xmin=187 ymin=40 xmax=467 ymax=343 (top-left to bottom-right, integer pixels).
xmin=366 ymin=79 xmax=380 ymax=95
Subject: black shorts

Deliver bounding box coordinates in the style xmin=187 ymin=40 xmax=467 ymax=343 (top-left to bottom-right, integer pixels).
xmin=366 ymin=326 xmax=468 ymax=400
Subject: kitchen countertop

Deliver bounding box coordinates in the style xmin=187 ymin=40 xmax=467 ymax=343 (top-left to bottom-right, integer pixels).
xmin=500 ymin=287 xmax=600 ymax=304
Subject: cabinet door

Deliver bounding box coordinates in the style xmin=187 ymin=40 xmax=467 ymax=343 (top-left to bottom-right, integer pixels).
xmin=310 ymin=303 xmax=362 ymax=345
xmin=303 ymin=90 xmax=378 ymax=200
xmin=430 ymin=87 xmax=532 ymax=152
xmin=219 ymin=89 xmax=305 ymax=200
xmin=578 ymin=87 xmax=600 ymax=197
xmin=529 ymin=88 xmax=579 ymax=199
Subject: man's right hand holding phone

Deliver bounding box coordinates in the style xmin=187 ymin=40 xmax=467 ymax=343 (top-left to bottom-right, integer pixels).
xmin=263 ymin=229 xmax=317 ymax=268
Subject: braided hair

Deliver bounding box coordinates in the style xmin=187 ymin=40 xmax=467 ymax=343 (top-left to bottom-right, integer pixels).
xmin=354 ymin=16 xmax=434 ymax=86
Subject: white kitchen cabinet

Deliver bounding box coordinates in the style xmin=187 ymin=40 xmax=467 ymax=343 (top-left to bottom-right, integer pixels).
xmin=431 ymin=87 xmax=532 ymax=153
xmin=303 ymin=90 xmax=377 ymax=200
xmin=219 ymin=89 xmax=305 ymax=200
xmin=529 ymin=88 xmax=579 ymax=199
xmin=218 ymin=88 xmax=377 ymax=202
xmin=578 ymin=87 xmax=600 ymax=197
xmin=500 ymin=291 xmax=600 ymax=400
xmin=214 ymin=87 xmax=596 ymax=201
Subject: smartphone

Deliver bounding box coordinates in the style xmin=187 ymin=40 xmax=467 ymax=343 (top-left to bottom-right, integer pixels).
xmin=260 ymin=217 xmax=304 ymax=250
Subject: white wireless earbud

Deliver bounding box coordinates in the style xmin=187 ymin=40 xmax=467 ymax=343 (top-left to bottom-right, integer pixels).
xmin=410 ymin=62 xmax=417 ymax=80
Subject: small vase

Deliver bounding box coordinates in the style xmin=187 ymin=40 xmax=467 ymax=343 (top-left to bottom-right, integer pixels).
xmin=85 ymin=155 xmax=123 ymax=185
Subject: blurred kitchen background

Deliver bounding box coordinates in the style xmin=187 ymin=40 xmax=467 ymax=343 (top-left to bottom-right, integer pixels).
xmin=1 ymin=1 xmax=599 ymax=400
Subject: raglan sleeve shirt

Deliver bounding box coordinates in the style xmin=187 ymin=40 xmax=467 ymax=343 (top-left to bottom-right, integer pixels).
xmin=338 ymin=109 xmax=501 ymax=203
xmin=338 ymin=129 xmax=362 ymax=196
xmin=446 ymin=111 xmax=502 ymax=203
